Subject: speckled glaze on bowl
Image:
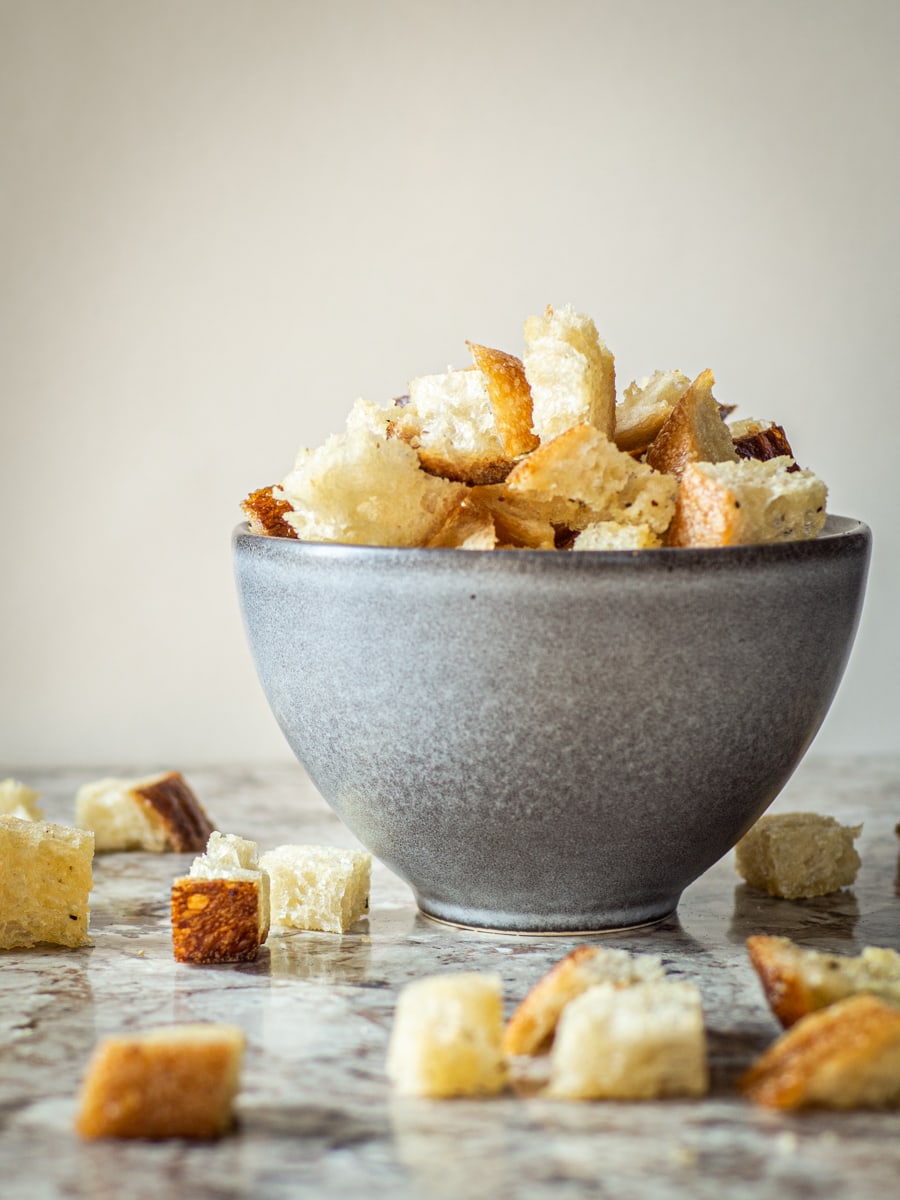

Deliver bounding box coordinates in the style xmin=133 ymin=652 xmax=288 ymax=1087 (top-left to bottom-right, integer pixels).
xmin=233 ymin=516 xmax=871 ymax=933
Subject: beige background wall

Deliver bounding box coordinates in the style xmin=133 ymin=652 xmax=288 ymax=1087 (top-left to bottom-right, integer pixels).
xmin=1 ymin=0 xmax=896 ymax=767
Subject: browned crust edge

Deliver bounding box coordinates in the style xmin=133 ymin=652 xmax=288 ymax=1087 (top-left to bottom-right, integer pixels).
xmin=133 ymin=772 xmax=214 ymax=852
xmin=171 ymin=878 xmax=262 ymax=964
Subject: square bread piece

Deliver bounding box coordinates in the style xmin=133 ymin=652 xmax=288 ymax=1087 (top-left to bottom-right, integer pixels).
xmin=504 ymin=423 xmax=677 ymax=535
xmin=746 ymin=935 xmax=900 ymax=1027
xmin=278 ymin=397 xmax=466 ymax=544
xmin=171 ymin=833 xmax=271 ymax=964
xmin=391 ymin=367 xmax=517 ymax=485
xmin=740 ymin=994 xmax=900 ymax=1109
xmin=0 ymin=778 xmax=44 ymax=820
xmin=644 ymin=368 xmax=737 ymax=479
xmin=573 ymin=521 xmax=662 ymax=551
xmin=0 ymin=815 xmax=94 ymax=949
xmin=258 ymin=844 xmax=371 ymax=933
xmin=546 ymin=981 xmax=708 ymax=1100
xmin=523 ymin=304 xmax=616 ymax=442
xmin=75 ymin=771 xmax=214 ymax=853
xmin=387 ymin=972 xmax=507 ymax=1097
xmin=735 ymin=812 xmax=861 ymax=899
xmin=667 ymin=456 xmax=827 ymax=547
xmin=614 ymin=369 xmax=692 ymax=454
xmin=75 ymin=1023 xmax=245 ymax=1139
xmin=466 ymin=341 xmax=539 ymax=458
xmin=503 ymin=946 xmax=665 ymax=1056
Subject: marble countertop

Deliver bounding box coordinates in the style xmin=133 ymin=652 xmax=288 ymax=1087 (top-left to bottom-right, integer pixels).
xmin=3 ymin=756 xmax=900 ymax=1199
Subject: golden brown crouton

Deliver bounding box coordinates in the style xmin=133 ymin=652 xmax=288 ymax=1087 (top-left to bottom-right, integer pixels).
xmin=467 ymin=342 xmax=540 ymax=458
xmin=645 ymin=369 xmax=737 ymax=478
xmin=746 ymin=935 xmax=900 ymax=1027
xmin=740 ymin=995 xmax=900 ymax=1109
xmin=240 ymin=485 xmax=298 ymax=538
xmin=76 ymin=1024 xmax=245 ymax=1139
xmin=667 ymin=458 xmax=828 ymax=548
xmin=504 ymin=945 xmax=665 ymax=1056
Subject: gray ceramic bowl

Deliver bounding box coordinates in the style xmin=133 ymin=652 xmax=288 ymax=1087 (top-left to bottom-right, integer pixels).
xmin=233 ymin=516 xmax=871 ymax=933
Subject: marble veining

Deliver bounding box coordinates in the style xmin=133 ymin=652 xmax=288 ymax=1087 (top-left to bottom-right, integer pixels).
xmin=2 ymin=756 xmax=899 ymax=1199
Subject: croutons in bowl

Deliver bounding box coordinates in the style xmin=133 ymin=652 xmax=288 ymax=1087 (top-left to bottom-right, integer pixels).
xmin=233 ymin=516 xmax=870 ymax=932
xmin=234 ymin=302 xmax=871 ymax=930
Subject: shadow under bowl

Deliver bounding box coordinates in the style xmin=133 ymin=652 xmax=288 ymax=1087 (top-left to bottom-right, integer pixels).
xmin=233 ymin=516 xmax=871 ymax=933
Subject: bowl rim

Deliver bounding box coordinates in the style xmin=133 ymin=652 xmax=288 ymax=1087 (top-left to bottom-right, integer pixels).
xmin=233 ymin=514 xmax=870 ymax=570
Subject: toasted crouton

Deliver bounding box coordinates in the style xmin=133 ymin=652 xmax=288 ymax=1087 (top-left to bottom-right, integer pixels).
xmin=171 ymin=879 xmax=265 ymax=964
xmin=0 ymin=778 xmax=44 ymax=820
xmin=614 ymin=370 xmax=692 ymax=454
xmin=278 ymin=399 xmax=466 ymax=544
xmin=75 ymin=772 xmax=214 ymax=853
xmin=504 ymin=423 xmax=677 ymax=534
xmin=389 ymin=369 xmax=516 ymax=484
xmin=746 ymin=935 xmax=900 ymax=1027
xmin=735 ymin=812 xmax=861 ymax=899
xmin=504 ymin=946 xmax=665 ymax=1056
xmin=466 ymin=484 xmax=565 ymax=549
xmin=546 ymin=981 xmax=708 ymax=1100
xmin=171 ymin=832 xmax=271 ymax=964
xmin=0 ymin=815 xmax=94 ymax=949
xmin=259 ymin=844 xmax=371 ymax=933
xmin=667 ymin=457 xmax=828 ymax=547
xmin=740 ymin=994 xmax=900 ymax=1109
xmin=573 ymin=521 xmax=662 ymax=550
xmin=387 ymin=973 xmax=507 ymax=1097
xmin=731 ymin=420 xmax=796 ymax=463
xmin=426 ymin=496 xmax=497 ymax=550
xmin=75 ymin=1024 xmax=245 ymax=1139
xmin=240 ymin=485 xmax=298 ymax=538
xmin=523 ymin=304 xmax=616 ymax=442
xmin=644 ymin=369 xmax=737 ymax=478
xmin=467 ymin=342 xmax=539 ymax=458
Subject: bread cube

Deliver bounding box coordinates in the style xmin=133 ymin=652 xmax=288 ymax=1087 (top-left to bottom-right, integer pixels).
xmin=614 ymin=369 xmax=691 ymax=454
xmin=75 ymin=771 xmax=214 ymax=853
xmin=747 ymin=935 xmax=900 ymax=1027
xmin=505 ymin=423 xmax=677 ymax=534
xmin=730 ymin=419 xmax=795 ymax=463
xmin=278 ymin=398 xmax=466 ymax=543
xmin=387 ymin=973 xmax=507 ymax=1097
xmin=467 ymin=341 xmax=539 ymax=458
xmin=668 ymin=456 xmax=827 ymax=547
xmin=259 ymin=843 xmax=371 ymax=933
xmin=523 ymin=304 xmax=616 ymax=442
xmin=645 ymin=368 xmax=737 ymax=478
xmin=574 ymin=521 xmax=662 ymax=551
xmin=171 ymin=832 xmax=271 ymax=964
xmin=546 ymin=981 xmax=708 ymax=1100
xmin=75 ymin=1024 xmax=245 ymax=1139
xmin=0 ymin=777 xmax=44 ymax=820
xmin=504 ymin=945 xmax=665 ymax=1056
xmin=735 ymin=811 xmax=861 ymax=899
xmin=741 ymin=994 xmax=900 ymax=1109
xmin=391 ymin=369 xmax=514 ymax=485
xmin=241 ymin=484 xmax=298 ymax=538
xmin=0 ymin=815 xmax=94 ymax=948
xmin=426 ymin=495 xmax=498 ymax=550
xmin=466 ymin=485 xmax=560 ymax=549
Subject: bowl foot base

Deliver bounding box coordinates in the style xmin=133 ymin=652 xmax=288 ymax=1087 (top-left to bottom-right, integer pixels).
xmin=414 ymin=897 xmax=680 ymax=936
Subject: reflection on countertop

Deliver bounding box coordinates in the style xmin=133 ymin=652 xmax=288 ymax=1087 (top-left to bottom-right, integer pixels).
xmin=2 ymin=756 xmax=900 ymax=1200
